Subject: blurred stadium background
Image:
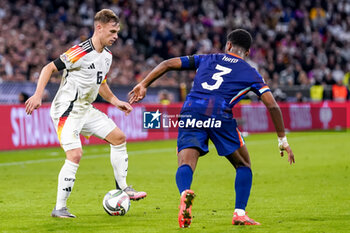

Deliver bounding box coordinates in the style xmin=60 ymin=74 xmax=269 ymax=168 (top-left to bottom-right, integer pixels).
xmin=0 ymin=0 xmax=349 ymax=151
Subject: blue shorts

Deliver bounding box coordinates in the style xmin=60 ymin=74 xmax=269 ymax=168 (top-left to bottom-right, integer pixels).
xmin=177 ymin=111 xmax=245 ymax=156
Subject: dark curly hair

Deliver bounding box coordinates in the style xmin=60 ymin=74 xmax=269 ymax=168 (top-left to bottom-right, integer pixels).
xmin=227 ymin=29 xmax=253 ymax=52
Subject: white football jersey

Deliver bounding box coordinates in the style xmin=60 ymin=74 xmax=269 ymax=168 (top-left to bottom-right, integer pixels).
xmin=50 ymin=39 xmax=112 ymax=119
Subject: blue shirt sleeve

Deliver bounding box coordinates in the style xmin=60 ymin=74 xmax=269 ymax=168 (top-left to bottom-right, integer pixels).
xmin=250 ymin=70 xmax=271 ymax=97
xmin=180 ymin=55 xmax=206 ymax=69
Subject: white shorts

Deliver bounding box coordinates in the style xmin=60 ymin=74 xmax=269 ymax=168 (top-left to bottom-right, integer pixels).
xmin=52 ymin=107 xmax=116 ymax=151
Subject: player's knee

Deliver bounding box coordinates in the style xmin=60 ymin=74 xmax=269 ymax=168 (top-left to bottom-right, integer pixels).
xmin=177 ymin=148 xmax=200 ymax=171
xmin=229 ymin=157 xmax=251 ymax=169
xmin=236 ymin=162 xmax=251 ymax=169
xmin=109 ymin=132 xmax=126 ymax=146
xmin=66 ymin=148 xmax=83 ymax=164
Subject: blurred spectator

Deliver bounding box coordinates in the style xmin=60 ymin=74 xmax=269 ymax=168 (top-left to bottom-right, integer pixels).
xmin=295 ymin=91 xmax=306 ymax=103
xmin=280 ymin=65 xmax=295 ymax=86
xmin=288 ymin=91 xmax=307 ymax=103
xmin=310 ymin=82 xmax=324 ymax=102
xmin=332 ymin=64 xmax=345 ymax=83
xmin=343 ymin=70 xmax=350 ymax=88
xmin=323 ymin=72 xmax=336 ymax=85
xmin=273 ymin=88 xmax=287 ymax=102
xmin=309 ymin=4 xmax=327 ymax=29
xmin=297 ymin=71 xmax=310 ymax=86
xmin=42 ymin=89 xmax=51 ymax=103
xmin=332 ymin=80 xmax=349 ymax=102
xmin=18 ymin=92 xmax=29 ymax=103
xmin=158 ymin=89 xmax=173 ymax=105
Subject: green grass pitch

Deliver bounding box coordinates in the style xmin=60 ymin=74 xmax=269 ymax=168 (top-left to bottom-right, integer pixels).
xmin=0 ymin=131 xmax=349 ymax=233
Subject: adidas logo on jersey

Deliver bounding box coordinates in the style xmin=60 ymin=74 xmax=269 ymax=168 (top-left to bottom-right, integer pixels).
xmin=88 ymin=63 xmax=95 ymax=69
xmin=63 ymin=187 xmax=72 ymax=192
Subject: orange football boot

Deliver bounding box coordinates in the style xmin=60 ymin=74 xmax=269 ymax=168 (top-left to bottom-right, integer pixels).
xmin=232 ymin=212 xmax=261 ymax=225
xmin=178 ymin=189 xmax=195 ymax=228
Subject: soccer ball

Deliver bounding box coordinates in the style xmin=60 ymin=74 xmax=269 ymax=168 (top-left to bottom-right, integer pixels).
xmin=103 ymin=189 xmax=130 ymax=216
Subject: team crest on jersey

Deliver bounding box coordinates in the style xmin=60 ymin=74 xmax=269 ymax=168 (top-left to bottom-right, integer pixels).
xmin=105 ymin=58 xmax=110 ymax=67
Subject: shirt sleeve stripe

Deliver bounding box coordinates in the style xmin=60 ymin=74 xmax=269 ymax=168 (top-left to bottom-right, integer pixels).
xmin=65 ymin=47 xmax=83 ymax=59
xmin=70 ymin=51 xmax=87 ymax=63
xmin=64 ymin=47 xmax=90 ymax=63
xmin=64 ymin=46 xmax=81 ymax=56
xmin=259 ymin=86 xmax=270 ymax=94
xmin=66 ymin=48 xmax=84 ymax=58
xmin=229 ymin=87 xmax=251 ymax=104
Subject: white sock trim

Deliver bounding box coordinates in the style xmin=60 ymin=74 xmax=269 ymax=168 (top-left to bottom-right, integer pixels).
xmin=110 ymin=142 xmax=126 ymax=150
xmin=55 ymin=160 xmax=79 ymax=209
xmin=65 ymin=159 xmax=79 ymax=168
xmin=234 ymin=209 xmax=245 ymax=216
xmin=110 ymin=142 xmax=128 ymax=190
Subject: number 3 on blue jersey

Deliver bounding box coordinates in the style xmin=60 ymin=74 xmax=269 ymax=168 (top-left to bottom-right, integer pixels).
xmin=201 ymin=64 xmax=232 ymax=90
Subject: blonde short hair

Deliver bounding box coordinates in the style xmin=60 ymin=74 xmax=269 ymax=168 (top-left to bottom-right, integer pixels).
xmin=94 ymin=9 xmax=119 ymax=24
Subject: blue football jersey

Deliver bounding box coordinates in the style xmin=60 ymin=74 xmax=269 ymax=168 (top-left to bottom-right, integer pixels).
xmin=180 ymin=53 xmax=270 ymax=118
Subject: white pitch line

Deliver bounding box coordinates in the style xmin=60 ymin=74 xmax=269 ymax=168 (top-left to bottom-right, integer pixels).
xmin=0 ymin=140 xmax=267 ymax=167
xmin=0 ymin=148 xmax=176 ymax=167
xmin=0 ymin=133 xmax=343 ymax=167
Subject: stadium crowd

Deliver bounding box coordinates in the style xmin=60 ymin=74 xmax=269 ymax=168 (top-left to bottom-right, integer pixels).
xmin=0 ymin=0 xmax=349 ymax=101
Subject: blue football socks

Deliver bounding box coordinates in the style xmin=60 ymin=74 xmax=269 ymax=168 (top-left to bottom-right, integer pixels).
xmin=235 ymin=166 xmax=252 ymax=210
xmin=176 ymin=164 xmax=193 ymax=194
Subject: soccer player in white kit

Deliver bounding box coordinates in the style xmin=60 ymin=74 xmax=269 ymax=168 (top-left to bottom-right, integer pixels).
xmin=25 ymin=9 xmax=146 ymax=218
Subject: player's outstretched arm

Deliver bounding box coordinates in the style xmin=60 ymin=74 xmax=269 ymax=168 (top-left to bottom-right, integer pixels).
xmin=128 ymin=58 xmax=182 ymax=104
xmin=25 ymin=62 xmax=58 ymax=115
xmin=260 ymin=91 xmax=295 ymax=164
xmin=99 ymin=82 xmax=133 ymax=116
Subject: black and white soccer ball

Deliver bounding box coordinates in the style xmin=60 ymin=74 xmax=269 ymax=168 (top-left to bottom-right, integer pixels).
xmin=103 ymin=189 xmax=130 ymax=216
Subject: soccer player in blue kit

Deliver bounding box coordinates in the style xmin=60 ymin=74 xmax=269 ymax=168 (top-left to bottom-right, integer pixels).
xmin=129 ymin=29 xmax=295 ymax=227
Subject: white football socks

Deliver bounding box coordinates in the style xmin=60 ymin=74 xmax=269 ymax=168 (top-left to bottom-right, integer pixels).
xmin=110 ymin=142 xmax=128 ymax=190
xmin=234 ymin=208 xmax=246 ymax=216
xmin=55 ymin=159 xmax=79 ymax=209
